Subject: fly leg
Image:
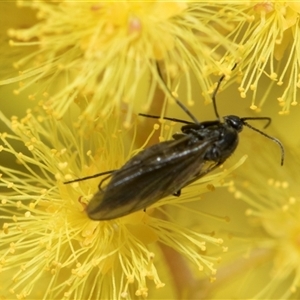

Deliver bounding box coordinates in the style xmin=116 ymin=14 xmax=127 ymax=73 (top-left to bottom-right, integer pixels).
xmin=173 ymin=190 xmax=181 ymax=197
xmin=98 ymin=175 xmax=112 ymax=192
xmin=64 ymin=170 xmax=115 ymax=184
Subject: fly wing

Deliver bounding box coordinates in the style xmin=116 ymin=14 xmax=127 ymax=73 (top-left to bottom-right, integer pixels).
xmin=87 ymin=136 xmax=218 ymax=220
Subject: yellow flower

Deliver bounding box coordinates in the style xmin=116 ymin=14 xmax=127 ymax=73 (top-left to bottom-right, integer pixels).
xmin=0 ymin=1 xmax=238 ymax=129
xmin=223 ymin=2 xmax=300 ymax=114
xmin=2 ymin=1 xmax=299 ymax=299
xmin=0 ymin=107 xmax=242 ymax=299
xmin=206 ymin=129 xmax=300 ymax=299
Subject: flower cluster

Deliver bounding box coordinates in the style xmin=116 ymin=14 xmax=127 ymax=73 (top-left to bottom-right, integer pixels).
xmin=0 ymin=107 xmax=241 ymax=299
xmin=2 ymin=1 xmax=238 ymax=128
xmin=215 ymin=2 xmax=300 ymax=114
xmin=1 ymin=1 xmax=300 ymax=299
xmin=217 ymin=131 xmax=300 ymax=299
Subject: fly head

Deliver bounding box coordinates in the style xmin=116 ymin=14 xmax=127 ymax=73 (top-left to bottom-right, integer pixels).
xmin=223 ymin=115 xmax=243 ymax=133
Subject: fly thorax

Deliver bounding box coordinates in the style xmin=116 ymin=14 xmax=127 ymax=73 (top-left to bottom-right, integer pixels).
xmin=204 ymin=126 xmax=239 ymax=162
xmin=218 ymin=126 xmax=239 ymax=160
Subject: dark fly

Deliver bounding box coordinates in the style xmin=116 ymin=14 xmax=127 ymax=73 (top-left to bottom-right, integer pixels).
xmin=65 ymin=64 xmax=285 ymax=220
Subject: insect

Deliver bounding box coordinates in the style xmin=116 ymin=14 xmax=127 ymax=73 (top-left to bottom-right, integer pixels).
xmin=65 ymin=63 xmax=285 ymax=221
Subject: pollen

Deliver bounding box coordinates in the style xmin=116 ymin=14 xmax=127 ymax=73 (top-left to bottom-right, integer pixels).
xmin=58 ymin=162 xmax=68 ymax=170
xmin=7 ymin=182 xmax=14 ymax=188
xmin=240 ymin=92 xmax=246 ymax=98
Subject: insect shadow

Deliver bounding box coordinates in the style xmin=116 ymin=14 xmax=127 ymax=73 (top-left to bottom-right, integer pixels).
xmin=65 ymin=63 xmax=285 ymax=221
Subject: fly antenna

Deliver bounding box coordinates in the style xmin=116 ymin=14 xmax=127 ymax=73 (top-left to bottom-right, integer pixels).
xmin=212 ymin=63 xmax=237 ymax=121
xmin=241 ymin=117 xmax=271 ymax=129
xmin=242 ymin=121 xmax=285 ymax=166
xmin=155 ymin=62 xmax=199 ymax=124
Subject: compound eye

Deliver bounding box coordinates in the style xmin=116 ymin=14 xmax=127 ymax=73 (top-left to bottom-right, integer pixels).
xmin=224 ymin=115 xmax=243 ymax=132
